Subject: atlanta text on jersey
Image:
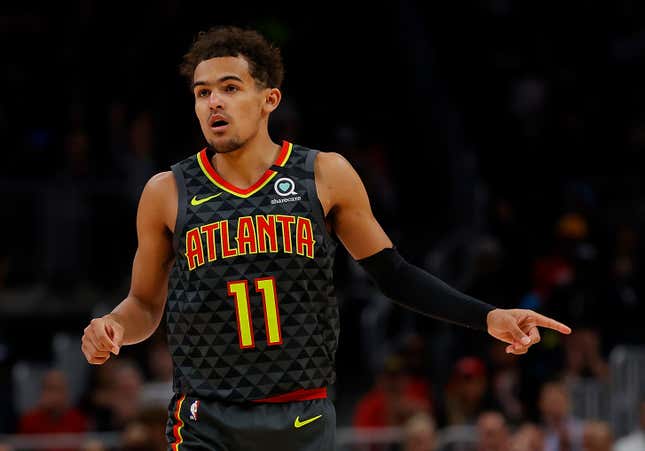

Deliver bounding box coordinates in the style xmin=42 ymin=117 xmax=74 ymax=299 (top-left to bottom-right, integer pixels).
xmin=185 ymin=214 xmax=316 ymax=270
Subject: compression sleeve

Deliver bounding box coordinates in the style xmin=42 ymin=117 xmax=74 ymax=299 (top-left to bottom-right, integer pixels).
xmin=357 ymin=247 xmax=496 ymax=331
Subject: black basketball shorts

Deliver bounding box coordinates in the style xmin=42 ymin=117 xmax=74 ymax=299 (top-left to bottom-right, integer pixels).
xmin=166 ymin=393 xmax=337 ymax=451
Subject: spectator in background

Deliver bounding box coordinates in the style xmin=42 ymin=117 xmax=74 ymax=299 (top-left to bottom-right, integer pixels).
xmin=132 ymin=405 xmax=168 ymax=451
xmin=487 ymin=341 xmax=524 ymax=424
xmin=615 ymin=399 xmax=645 ymax=451
xmin=476 ymin=411 xmax=510 ymax=451
xmin=581 ymin=421 xmax=613 ymax=451
xmin=541 ymin=212 xmax=604 ymax=331
xmin=525 ymin=211 xmax=601 ymax=315
xmin=510 ymin=423 xmax=544 ymax=451
xmin=140 ymin=337 xmax=174 ymax=409
xmin=402 ymin=412 xmax=437 ymax=451
xmin=121 ymin=421 xmax=150 ymax=451
xmin=398 ymin=333 xmax=434 ymax=411
xmin=562 ymin=329 xmax=609 ymax=384
xmin=80 ymin=359 xmax=119 ymax=430
xmin=107 ymin=360 xmax=144 ymax=430
xmin=523 ymin=214 xmax=579 ymax=312
xmin=80 ymin=440 xmax=107 ymax=451
xmin=81 ymin=359 xmax=144 ymax=431
xmin=606 ymin=223 xmax=644 ymax=346
xmin=353 ymin=354 xmax=432 ymax=428
xmin=539 ymin=381 xmax=584 ymax=451
xmin=119 ymin=405 xmax=171 ymax=451
xmin=0 ymin=338 xmax=16 ymax=434
xmin=436 ymin=357 xmax=497 ymax=428
xmin=18 ymin=369 xmax=88 ymax=450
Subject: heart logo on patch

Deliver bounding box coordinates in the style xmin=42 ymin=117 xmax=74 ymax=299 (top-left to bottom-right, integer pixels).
xmin=274 ymin=177 xmax=297 ymax=196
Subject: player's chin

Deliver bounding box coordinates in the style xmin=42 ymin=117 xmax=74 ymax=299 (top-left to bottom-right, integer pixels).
xmin=208 ymin=136 xmax=243 ymax=154
xmin=202 ymin=126 xmax=223 ymax=141
xmin=208 ymin=125 xmax=233 ymax=137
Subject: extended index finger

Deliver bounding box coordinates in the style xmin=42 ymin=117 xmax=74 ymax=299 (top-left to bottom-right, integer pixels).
xmin=532 ymin=312 xmax=572 ymax=334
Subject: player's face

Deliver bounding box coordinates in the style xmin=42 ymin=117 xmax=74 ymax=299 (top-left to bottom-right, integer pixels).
xmin=192 ymin=56 xmax=277 ymax=153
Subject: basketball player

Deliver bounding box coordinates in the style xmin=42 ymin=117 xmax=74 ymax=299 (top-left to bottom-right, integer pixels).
xmin=81 ymin=26 xmax=571 ymax=450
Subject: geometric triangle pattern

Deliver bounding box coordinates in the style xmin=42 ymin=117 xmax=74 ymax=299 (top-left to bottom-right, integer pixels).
xmin=166 ymin=144 xmax=339 ymax=402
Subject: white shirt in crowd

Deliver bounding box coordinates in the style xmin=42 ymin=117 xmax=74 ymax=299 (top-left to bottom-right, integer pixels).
xmin=615 ymin=430 xmax=645 ymax=451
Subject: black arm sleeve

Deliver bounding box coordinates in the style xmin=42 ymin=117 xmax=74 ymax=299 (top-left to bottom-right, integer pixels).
xmin=357 ymin=247 xmax=496 ymax=331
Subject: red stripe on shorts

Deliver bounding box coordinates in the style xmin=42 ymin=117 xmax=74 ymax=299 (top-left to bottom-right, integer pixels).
xmin=252 ymin=387 xmax=327 ymax=403
xmin=171 ymin=394 xmax=186 ymax=451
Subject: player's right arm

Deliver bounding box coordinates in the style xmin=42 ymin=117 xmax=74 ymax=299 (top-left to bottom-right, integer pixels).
xmin=81 ymin=172 xmax=177 ymax=365
xmin=316 ymin=151 xmax=570 ymax=355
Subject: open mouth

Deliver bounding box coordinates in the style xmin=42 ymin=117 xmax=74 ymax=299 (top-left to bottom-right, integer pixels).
xmin=209 ymin=115 xmax=229 ymax=130
xmin=212 ymin=120 xmax=228 ymax=128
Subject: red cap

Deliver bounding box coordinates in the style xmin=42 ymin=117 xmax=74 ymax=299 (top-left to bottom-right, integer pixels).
xmin=454 ymin=357 xmax=486 ymax=378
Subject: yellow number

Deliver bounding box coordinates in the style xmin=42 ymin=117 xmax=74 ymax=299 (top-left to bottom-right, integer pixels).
xmin=255 ymin=277 xmax=282 ymax=345
xmin=227 ymin=280 xmax=254 ymax=348
xmin=227 ymin=277 xmax=282 ymax=349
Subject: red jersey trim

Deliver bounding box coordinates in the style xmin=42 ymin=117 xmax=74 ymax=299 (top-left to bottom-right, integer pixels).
xmin=197 ymin=140 xmax=292 ymax=198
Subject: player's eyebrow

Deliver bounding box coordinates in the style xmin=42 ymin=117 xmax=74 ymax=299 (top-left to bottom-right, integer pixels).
xmin=192 ymin=75 xmax=244 ymax=89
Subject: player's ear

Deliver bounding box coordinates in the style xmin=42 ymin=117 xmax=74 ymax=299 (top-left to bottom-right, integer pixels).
xmin=263 ymin=88 xmax=281 ymax=113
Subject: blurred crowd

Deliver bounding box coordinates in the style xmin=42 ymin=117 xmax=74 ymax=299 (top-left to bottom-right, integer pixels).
xmin=1 ymin=1 xmax=645 ymax=450
xmin=1 ymin=358 xmax=644 ymax=450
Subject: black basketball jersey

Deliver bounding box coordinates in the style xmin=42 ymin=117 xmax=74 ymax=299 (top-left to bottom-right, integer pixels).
xmin=166 ymin=141 xmax=339 ymax=402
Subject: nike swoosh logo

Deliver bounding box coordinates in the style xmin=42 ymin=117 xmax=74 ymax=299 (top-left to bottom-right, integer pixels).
xmin=294 ymin=415 xmax=322 ymax=428
xmin=190 ymin=193 xmax=222 ymax=206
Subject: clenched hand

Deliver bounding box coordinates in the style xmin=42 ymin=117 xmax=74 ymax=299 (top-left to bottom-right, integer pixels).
xmin=81 ymin=315 xmax=124 ymax=364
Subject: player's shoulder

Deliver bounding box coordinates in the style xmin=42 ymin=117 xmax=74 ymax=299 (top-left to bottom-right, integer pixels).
xmin=313 ymin=150 xmax=363 ymax=210
xmin=136 ymin=171 xmax=177 ymax=230
xmin=145 ymin=171 xmax=175 ymax=190
xmin=141 ymin=171 xmax=177 ymax=201
xmin=314 ymin=150 xmax=354 ymax=177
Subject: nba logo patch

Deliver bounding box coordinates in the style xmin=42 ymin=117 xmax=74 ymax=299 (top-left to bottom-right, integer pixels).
xmin=189 ymin=400 xmax=200 ymax=421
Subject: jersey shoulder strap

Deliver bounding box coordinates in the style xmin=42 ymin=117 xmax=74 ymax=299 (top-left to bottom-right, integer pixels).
xmin=169 ymin=153 xmax=195 ymax=251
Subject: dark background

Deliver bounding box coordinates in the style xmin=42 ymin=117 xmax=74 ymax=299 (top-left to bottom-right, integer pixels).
xmin=1 ymin=0 xmax=645 ymax=439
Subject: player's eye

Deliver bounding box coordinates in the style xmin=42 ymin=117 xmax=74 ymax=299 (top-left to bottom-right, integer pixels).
xmin=224 ymin=85 xmax=239 ymax=93
xmin=196 ymin=89 xmax=210 ymax=97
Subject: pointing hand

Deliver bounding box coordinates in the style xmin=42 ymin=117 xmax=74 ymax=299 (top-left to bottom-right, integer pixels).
xmin=486 ymin=309 xmax=571 ymax=355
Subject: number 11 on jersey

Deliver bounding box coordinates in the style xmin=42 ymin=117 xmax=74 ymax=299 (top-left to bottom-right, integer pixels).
xmin=227 ymin=277 xmax=283 ymax=349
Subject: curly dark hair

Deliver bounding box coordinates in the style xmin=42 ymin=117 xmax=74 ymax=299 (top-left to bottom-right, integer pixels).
xmin=179 ymin=26 xmax=284 ymax=89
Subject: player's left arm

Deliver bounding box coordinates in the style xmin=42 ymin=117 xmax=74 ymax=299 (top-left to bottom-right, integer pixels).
xmin=315 ymin=152 xmax=571 ymax=355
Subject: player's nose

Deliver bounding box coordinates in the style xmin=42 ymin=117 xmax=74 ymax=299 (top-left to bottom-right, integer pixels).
xmin=208 ymin=91 xmax=224 ymax=109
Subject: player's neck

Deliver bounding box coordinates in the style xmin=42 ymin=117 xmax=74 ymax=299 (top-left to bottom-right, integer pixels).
xmin=211 ymin=132 xmax=281 ymax=189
